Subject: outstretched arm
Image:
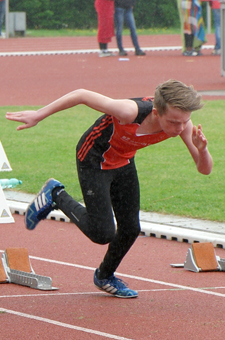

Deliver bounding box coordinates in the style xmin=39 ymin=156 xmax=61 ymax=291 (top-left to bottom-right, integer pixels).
xmin=6 ymin=89 xmax=138 ymax=131
xmin=180 ymin=121 xmax=213 ymax=175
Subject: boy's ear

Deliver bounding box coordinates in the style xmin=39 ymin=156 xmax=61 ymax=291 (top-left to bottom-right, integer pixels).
xmin=152 ymin=108 xmax=159 ymax=117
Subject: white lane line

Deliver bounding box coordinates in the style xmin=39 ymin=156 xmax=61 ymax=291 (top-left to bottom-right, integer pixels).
xmin=0 ymin=307 xmax=134 ymax=340
xmin=1 ymin=250 xmax=225 ymax=298
xmin=29 ymin=255 xmax=225 ymax=298
xmin=0 ymin=45 xmax=214 ymax=57
xmin=1 ymin=252 xmax=224 ymax=339
xmin=1 ymin=287 xmax=225 ymax=300
xmin=0 ymin=291 xmax=100 ymax=299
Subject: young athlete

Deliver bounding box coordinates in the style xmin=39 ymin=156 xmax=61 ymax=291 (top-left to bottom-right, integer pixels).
xmin=6 ymin=79 xmax=213 ymax=298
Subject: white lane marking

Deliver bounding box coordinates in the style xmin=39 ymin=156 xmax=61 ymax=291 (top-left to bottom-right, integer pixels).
xmin=0 ymin=308 xmax=134 ymax=340
xmin=29 ymin=255 xmax=225 ymax=298
xmin=1 ymin=250 xmax=225 ymax=298
xmin=0 ymin=45 xmax=214 ymax=57
xmin=1 ymin=250 xmax=224 ymax=339
xmin=1 ymin=287 xmax=225 ymax=300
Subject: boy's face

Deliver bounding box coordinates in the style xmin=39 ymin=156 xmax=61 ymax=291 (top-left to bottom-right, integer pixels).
xmin=156 ymin=106 xmax=191 ymax=137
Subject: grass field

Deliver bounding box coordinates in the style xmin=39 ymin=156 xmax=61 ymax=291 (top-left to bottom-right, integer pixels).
xmin=25 ymin=27 xmax=182 ymax=38
xmin=0 ymin=100 xmax=224 ymax=222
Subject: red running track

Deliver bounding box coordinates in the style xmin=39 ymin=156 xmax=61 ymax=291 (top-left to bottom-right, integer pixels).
xmin=1 ymin=215 xmax=225 ymax=339
xmin=0 ymin=33 xmax=224 ymax=106
xmin=1 ymin=34 xmax=225 ymax=339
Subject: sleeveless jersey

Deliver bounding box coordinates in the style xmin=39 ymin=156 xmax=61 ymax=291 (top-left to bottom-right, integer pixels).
xmin=76 ymin=97 xmax=170 ymax=170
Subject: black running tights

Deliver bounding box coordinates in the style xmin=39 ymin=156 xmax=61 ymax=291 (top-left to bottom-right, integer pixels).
xmin=53 ymin=159 xmax=141 ymax=279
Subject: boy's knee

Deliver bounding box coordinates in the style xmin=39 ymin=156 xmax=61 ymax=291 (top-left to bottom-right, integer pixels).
xmin=89 ymin=220 xmax=115 ymax=244
xmin=92 ymin=229 xmax=115 ymax=245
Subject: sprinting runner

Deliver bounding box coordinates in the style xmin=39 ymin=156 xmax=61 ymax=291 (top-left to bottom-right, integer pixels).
xmin=6 ymin=79 xmax=213 ymax=298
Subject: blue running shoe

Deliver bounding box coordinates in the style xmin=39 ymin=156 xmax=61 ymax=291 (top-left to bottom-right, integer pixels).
xmin=25 ymin=178 xmax=64 ymax=230
xmin=94 ymin=269 xmax=138 ymax=298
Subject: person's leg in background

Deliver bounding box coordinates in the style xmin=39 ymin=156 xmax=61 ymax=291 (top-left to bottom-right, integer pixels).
xmin=0 ymin=0 xmax=5 ymax=38
xmin=124 ymin=7 xmax=145 ymax=56
xmin=114 ymin=7 xmax=127 ymax=55
xmin=183 ymin=33 xmax=198 ymax=56
xmin=212 ymin=8 xmax=221 ymax=55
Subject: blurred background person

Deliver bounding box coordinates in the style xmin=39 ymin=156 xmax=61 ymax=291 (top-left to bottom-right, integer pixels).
xmin=114 ymin=0 xmax=145 ymax=56
xmin=95 ymin=0 xmax=115 ymax=57
xmin=210 ymin=0 xmax=221 ymax=55
xmin=0 ymin=0 xmax=5 ymax=38
xmin=177 ymin=0 xmax=206 ymax=56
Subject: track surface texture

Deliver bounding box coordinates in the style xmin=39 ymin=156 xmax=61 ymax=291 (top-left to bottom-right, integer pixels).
xmin=0 ymin=34 xmax=225 ymax=106
xmin=1 ymin=33 xmax=225 ymax=340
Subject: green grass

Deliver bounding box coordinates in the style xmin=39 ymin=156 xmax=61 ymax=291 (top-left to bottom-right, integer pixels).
xmin=0 ymin=100 xmax=224 ymax=222
xmin=25 ymin=27 xmax=181 ymax=38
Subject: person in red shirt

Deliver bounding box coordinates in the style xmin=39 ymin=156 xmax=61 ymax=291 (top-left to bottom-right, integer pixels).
xmin=6 ymin=79 xmax=213 ymax=298
xmin=95 ymin=0 xmax=115 ymax=57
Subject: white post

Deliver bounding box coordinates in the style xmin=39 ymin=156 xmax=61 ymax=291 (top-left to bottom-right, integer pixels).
xmin=221 ymin=0 xmax=225 ymax=76
xmin=206 ymin=1 xmax=211 ymax=34
xmin=5 ymin=0 xmax=9 ymax=38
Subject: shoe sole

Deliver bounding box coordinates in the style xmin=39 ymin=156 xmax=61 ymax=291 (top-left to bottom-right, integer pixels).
xmin=94 ymin=283 xmax=138 ymax=298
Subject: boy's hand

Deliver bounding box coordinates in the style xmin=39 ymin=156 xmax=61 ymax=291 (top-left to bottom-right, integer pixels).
xmin=6 ymin=111 xmax=38 ymax=131
xmin=192 ymin=124 xmax=208 ymax=152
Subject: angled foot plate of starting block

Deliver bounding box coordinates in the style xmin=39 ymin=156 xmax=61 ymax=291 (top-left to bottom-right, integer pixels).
xmin=1 ymin=248 xmax=58 ymax=290
xmin=184 ymin=242 xmax=220 ymax=272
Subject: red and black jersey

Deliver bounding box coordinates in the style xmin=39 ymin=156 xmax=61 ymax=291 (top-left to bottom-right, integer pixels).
xmin=76 ymin=97 xmax=170 ymax=170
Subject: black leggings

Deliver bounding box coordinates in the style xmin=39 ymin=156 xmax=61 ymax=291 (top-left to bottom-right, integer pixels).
xmin=53 ymin=158 xmax=140 ymax=279
xmin=184 ymin=33 xmax=194 ymax=49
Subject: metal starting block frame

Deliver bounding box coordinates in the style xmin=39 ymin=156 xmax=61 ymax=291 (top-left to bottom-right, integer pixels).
xmin=1 ymin=249 xmax=58 ymax=290
xmin=7 ymin=269 xmax=57 ymax=290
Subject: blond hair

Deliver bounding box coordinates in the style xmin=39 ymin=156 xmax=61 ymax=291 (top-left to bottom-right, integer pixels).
xmin=153 ymin=79 xmax=203 ymax=116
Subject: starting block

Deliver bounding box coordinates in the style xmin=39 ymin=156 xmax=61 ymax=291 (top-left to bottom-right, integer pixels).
xmin=171 ymin=242 xmax=225 ymax=273
xmin=184 ymin=242 xmax=220 ymax=272
xmin=1 ymin=248 xmax=58 ymax=290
